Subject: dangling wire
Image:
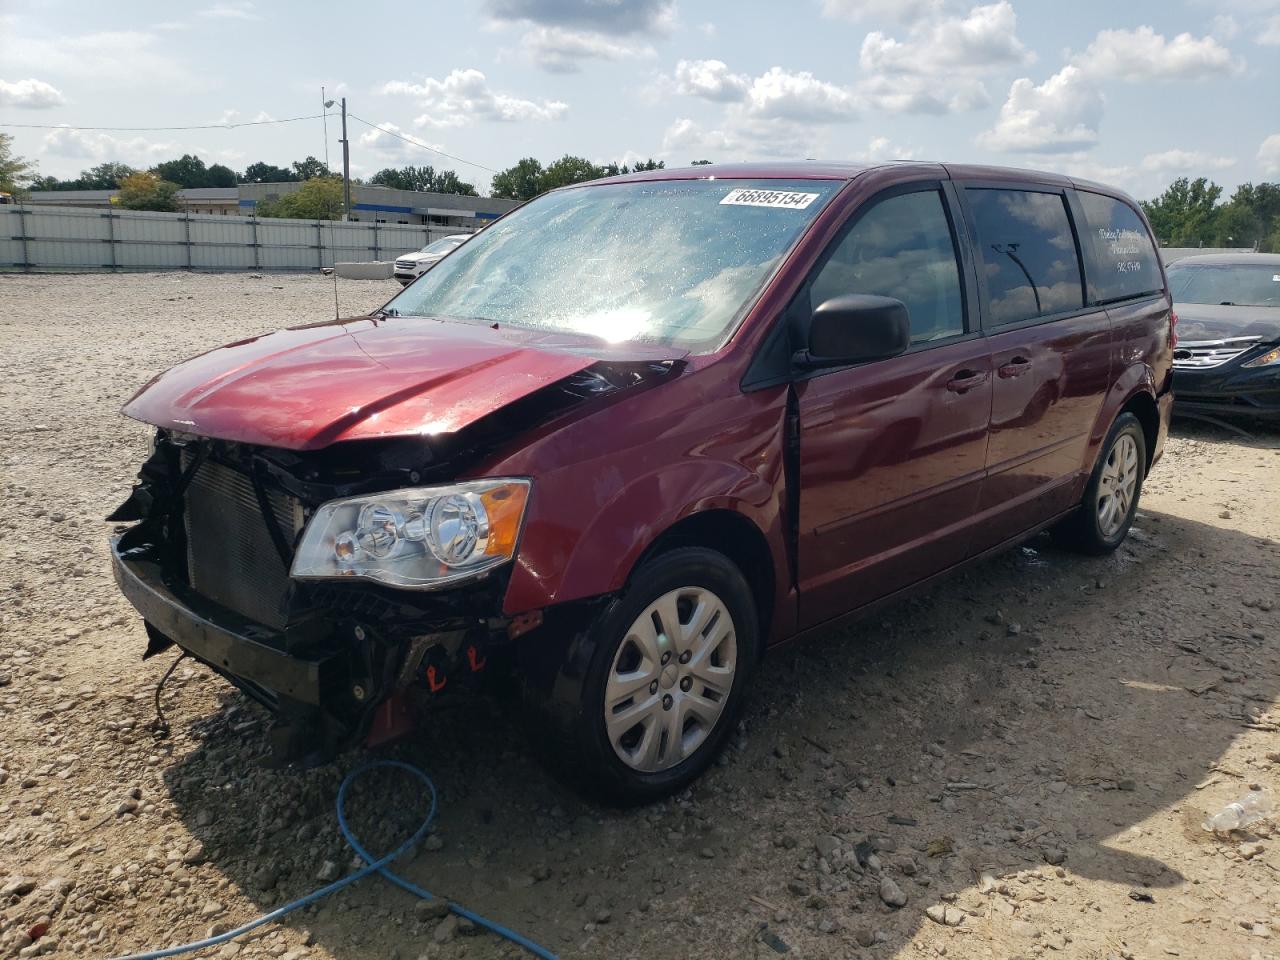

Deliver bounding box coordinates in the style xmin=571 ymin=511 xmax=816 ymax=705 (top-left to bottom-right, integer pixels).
xmin=150 ymin=652 xmax=189 ymax=738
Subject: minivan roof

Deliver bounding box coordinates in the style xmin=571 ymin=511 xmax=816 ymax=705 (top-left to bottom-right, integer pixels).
xmin=592 ymin=160 xmax=1127 ymax=198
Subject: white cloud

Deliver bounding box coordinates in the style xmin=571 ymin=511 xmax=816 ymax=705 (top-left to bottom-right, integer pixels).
xmin=521 ymin=26 xmax=653 ymax=73
xmin=978 ymin=65 xmax=1103 ymax=153
xmin=849 ymin=137 xmax=920 ymax=162
xmin=485 ymin=0 xmax=672 ymax=70
xmin=1210 ymin=14 xmax=1240 ymax=38
xmin=357 ymin=121 xmax=444 ymax=163
xmin=852 ymin=3 xmax=1030 ymax=115
xmin=982 ymin=23 xmax=1243 ymax=156
xmin=41 ymin=126 xmax=185 ymax=165
xmin=381 ymin=69 xmax=568 ymax=126
xmin=198 ymin=1 xmax=259 ymax=20
xmin=1260 ymin=15 xmax=1280 ymax=43
xmin=5 ymin=29 xmax=195 ymax=90
xmin=667 ymin=62 xmax=858 ymax=123
xmin=672 ymin=59 xmax=750 ymax=103
xmin=746 ymin=68 xmax=859 ymax=122
xmin=821 ymin=0 xmax=942 ymax=23
xmin=1260 ymin=134 xmax=1280 ymax=176
xmin=1073 ymin=26 xmax=1241 ymax=81
xmin=660 ymin=118 xmax=741 ymax=159
xmin=859 ymin=2 xmax=1034 ymax=76
xmin=0 ymin=77 xmax=66 ymax=109
xmin=1139 ymin=150 xmax=1235 ymax=173
xmin=485 ymin=0 xmax=673 ymax=35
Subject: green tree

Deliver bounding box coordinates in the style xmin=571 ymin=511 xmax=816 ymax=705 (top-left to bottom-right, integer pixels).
xmin=116 ymin=171 xmax=181 ymax=211
xmin=368 ymin=165 xmax=477 ymax=195
xmin=153 ymin=154 xmax=212 ymax=189
xmin=690 ymin=159 xmax=713 ymax=166
xmin=0 ymin=133 xmax=37 ymax=193
xmin=81 ymin=162 xmax=139 ymax=189
xmin=241 ymin=161 xmax=298 ymax=184
xmin=290 ymin=156 xmax=331 ymax=180
xmin=255 ymin=176 xmax=345 ymax=220
xmin=490 ymin=157 xmax=544 ymax=201
xmin=1140 ymin=177 xmax=1223 ymax=245
xmin=537 ymin=155 xmax=600 ymax=192
xmin=205 ymin=162 xmax=238 ymax=187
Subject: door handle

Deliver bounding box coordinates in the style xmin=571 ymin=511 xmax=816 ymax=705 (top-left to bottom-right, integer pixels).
xmin=998 ymin=355 xmax=1032 ymax=378
xmin=946 ymin=369 xmax=989 ymax=393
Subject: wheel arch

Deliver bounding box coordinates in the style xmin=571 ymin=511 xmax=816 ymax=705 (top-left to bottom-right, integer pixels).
xmin=1119 ymin=390 xmax=1159 ymax=468
xmin=630 ymin=509 xmax=776 ymax=652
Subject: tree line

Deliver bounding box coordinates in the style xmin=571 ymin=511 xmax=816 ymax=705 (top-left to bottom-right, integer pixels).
xmin=1140 ymin=178 xmax=1279 ymax=252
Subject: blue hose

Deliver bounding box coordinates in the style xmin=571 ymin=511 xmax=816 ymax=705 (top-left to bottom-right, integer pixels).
xmin=109 ymin=760 xmax=558 ymax=960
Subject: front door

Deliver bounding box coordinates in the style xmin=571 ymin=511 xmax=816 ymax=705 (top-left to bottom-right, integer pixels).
xmin=958 ymin=185 xmax=1113 ymax=548
xmin=796 ymin=186 xmax=992 ymax=629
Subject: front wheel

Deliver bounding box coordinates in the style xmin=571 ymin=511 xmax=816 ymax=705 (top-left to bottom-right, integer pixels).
xmin=533 ymin=547 xmax=758 ymax=805
xmin=1052 ymin=411 xmax=1147 ymax=554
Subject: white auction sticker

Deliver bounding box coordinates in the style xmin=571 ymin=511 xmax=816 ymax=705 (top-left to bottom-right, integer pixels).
xmin=720 ymin=188 xmax=820 ymax=210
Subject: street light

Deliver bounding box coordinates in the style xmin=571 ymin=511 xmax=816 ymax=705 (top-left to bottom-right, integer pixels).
xmin=322 ymin=98 xmax=350 ymax=221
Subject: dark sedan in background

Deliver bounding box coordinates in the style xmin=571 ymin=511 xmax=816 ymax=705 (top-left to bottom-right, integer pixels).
xmin=1169 ymin=253 xmax=1280 ymax=418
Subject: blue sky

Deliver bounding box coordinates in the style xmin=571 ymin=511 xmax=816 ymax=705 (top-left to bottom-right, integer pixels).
xmin=2 ymin=0 xmax=1277 ymax=200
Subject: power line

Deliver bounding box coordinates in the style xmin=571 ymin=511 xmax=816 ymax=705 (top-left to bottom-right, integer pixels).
xmin=0 ymin=114 xmax=327 ymax=132
xmin=346 ymin=114 xmax=498 ymax=174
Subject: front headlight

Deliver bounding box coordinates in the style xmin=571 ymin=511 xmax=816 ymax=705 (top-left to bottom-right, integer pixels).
xmin=290 ymin=479 xmax=530 ymax=589
xmin=1242 ymin=344 xmax=1280 ymax=368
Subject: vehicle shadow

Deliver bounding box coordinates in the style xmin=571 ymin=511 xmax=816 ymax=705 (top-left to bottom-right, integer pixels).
xmin=155 ymin=509 xmax=1278 ymax=959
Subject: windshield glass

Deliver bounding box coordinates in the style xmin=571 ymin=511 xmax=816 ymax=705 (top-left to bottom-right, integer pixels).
xmin=1167 ymin=262 xmax=1280 ymax=307
xmin=421 ymin=237 xmax=464 ymax=255
xmin=385 ymin=178 xmax=843 ymax=351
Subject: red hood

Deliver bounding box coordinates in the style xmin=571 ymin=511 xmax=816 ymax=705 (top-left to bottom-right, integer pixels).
xmin=122 ymin=315 xmax=684 ymax=451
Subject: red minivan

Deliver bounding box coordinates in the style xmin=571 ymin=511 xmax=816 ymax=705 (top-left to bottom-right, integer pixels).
xmin=111 ymin=162 xmax=1174 ymax=802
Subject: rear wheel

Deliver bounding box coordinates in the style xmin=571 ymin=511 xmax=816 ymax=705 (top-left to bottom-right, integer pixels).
xmin=1052 ymin=412 xmax=1146 ymax=554
xmin=531 ymin=547 xmax=758 ymax=805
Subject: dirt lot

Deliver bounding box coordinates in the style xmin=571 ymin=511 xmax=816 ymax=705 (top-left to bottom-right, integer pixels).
xmin=1 ymin=272 xmax=1278 ymax=960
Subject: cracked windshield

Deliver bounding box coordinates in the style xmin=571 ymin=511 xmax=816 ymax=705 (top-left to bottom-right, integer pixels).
xmin=386 ymin=178 xmax=841 ymax=351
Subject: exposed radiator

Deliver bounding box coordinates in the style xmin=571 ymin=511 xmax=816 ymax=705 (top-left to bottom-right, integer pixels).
xmin=182 ymin=454 xmax=303 ymax=629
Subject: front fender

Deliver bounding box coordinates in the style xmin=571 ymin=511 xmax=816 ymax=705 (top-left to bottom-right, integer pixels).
xmin=501 ymin=458 xmax=784 ymax=616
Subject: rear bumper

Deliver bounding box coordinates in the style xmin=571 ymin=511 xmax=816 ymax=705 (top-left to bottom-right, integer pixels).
xmin=1153 ymin=390 xmax=1173 ymax=466
xmin=111 ymin=536 xmax=333 ymax=705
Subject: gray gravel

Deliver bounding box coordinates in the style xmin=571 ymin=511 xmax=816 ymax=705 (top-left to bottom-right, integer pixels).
xmin=1 ymin=271 xmax=1278 ymax=960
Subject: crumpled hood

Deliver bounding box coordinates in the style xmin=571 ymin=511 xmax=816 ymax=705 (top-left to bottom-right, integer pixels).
xmin=123 ymin=315 xmax=684 ymax=451
xmin=1174 ymin=303 xmax=1280 ymax=342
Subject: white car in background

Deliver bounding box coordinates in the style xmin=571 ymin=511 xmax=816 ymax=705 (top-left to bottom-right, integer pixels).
xmin=393 ymin=234 xmax=471 ymax=285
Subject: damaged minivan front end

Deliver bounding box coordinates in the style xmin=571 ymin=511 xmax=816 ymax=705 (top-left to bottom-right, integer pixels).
xmin=109 ymin=313 xmax=681 ymax=762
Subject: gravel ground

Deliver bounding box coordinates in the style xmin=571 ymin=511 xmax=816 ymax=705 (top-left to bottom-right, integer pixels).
xmin=1 ymin=271 xmax=1279 ymax=960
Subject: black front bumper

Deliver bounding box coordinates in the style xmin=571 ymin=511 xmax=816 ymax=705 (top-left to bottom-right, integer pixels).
xmin=111 ymin=536 xmax=336 ymax=705
xmin=1174 ymin=362 xmax=1280 ymax=419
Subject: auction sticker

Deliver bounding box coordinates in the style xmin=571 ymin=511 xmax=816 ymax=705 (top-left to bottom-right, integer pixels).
xmin=720 ymin=188 xmax=819 ymax=209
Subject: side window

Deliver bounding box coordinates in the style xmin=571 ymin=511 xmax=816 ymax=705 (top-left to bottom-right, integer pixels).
xmin=967 ymin=188 xmax=1084 ymax=326
xmin=809 ymin=190 xmax=965 ymax=345
xmin=1076 ymin=191 xmax=1162 ymax=303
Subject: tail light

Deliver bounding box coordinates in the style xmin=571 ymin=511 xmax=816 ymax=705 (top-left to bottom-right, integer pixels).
xmin=1169 ymin=310 xmax=1178 ymax=349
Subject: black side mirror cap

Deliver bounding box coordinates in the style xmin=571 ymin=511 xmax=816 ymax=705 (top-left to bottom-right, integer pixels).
xmin=793 ymin=294 xmax=911 ymax=368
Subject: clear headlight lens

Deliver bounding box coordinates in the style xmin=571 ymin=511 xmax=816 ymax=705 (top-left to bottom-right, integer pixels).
xmin=1242 ymin=345 xmax=1280 ymax=368
xmin=291 ymin=479 xmax=530 ymax=589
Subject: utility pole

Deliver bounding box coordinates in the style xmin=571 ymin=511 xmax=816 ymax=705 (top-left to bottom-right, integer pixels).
xmin=339 ymin=97 xmax=351 ymax=222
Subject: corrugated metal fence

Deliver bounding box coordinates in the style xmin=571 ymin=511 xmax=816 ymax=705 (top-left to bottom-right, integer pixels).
xmin=0 ymin=205 xmax=467 ymax=273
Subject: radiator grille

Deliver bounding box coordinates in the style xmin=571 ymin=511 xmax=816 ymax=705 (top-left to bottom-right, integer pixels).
xmin=1172 ymin=336 xmax=1262 ymax=369
xmin=182 ymin=455 xmax=303 ymax=629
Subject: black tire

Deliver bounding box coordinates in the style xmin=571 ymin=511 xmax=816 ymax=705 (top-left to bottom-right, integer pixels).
xmin=529 ymin=546 xmax=759 ymax=806
xmin=1052 ymin=412 xmax=1147 ymax=555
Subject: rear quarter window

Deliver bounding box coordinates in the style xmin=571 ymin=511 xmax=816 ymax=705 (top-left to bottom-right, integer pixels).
xmin=1077 ymin=191 xmax=1163 ymax=304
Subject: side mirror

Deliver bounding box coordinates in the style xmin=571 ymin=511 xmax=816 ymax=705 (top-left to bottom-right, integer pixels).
xmin=795 ymin=294 xmax=911 ymax=368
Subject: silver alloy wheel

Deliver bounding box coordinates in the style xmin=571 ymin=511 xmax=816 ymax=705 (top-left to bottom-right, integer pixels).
xmin=603 ymin=586 xmax=738 ymax=773
xmin=1096 ymin=432 xmax=1140 ymax=538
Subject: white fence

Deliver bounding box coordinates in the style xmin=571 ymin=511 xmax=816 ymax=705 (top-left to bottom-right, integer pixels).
xmin=0 ymin=205 xmax=466 ymax=273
